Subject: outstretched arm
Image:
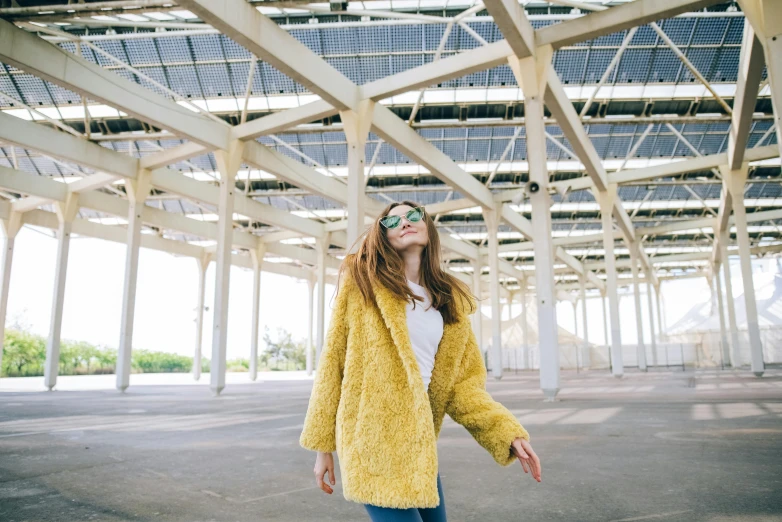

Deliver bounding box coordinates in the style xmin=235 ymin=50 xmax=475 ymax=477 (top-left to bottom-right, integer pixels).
xmin=445 ymin=327 xmax=530 ymax=466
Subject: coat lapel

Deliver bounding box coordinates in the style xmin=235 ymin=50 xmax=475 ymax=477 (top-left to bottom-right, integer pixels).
xmin=370 ymin=279 xmax=471 ymax=423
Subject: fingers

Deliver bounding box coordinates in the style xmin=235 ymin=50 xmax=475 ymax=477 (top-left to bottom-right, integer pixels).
xmin=532 ymin=452 xmax=542 ymax=482
xmin=512 ymin=440 xmax=530 ymax=459
xmin=314 ymin=469 xmax=333 ymax=494
xmin=518 ymin=455 xmax=529 ymax=474
xmin=328 ymin=465 xmax=336 ymax=485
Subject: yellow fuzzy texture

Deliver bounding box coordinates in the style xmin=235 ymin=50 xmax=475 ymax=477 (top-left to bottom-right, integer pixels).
xmin=299 ymin=274 xmax=530 ymax=509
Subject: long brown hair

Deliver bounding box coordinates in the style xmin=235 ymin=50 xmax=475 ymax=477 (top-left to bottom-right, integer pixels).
xmin=335 ymin=200 xmax=476 ymax=325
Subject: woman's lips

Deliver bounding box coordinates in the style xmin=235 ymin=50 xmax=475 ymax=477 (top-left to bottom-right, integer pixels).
xmin=401 ymin=230 xmax=416 ymax=237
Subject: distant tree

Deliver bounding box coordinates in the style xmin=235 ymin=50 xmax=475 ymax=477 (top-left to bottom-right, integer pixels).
xmin=94 ymin=346 xmax=117 ymax=373
xmin=2 ymin=330 xmax=45 ymax=377
xmin=262 ymin=326 xmax=306 ymax=370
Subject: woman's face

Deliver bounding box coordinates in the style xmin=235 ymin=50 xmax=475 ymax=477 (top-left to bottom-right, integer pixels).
xmin=384 ymin=205 xmax=429 ymax=254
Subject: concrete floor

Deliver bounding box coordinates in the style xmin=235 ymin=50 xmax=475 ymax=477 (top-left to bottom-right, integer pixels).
xmin=1 ymin=368 xmax=781 ymax=522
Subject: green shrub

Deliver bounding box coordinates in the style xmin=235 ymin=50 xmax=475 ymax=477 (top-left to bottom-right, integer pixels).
xmin=1 ymin=325 xmax=309 ymax=377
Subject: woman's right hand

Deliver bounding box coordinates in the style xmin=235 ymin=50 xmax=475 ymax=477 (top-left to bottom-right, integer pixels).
xmin=314 ymin=451 xmax=336 ymax=494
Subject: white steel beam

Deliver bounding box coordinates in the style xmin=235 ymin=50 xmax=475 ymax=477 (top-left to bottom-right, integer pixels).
xmin=712 ymin=265 xmax=730 ymax=368
xmin=177 ymin=0 xmax=360 ymax=111
xmin=719 ymin=230 xmax=741 ymax=368
xmin=728 ymin=21 xmax=765 ymax=170
xmin=43 ymin=193 xmax=79 ymax=390
xmin=506 ymin=44 xmax=560 ymax=398
xmin=541 ymin=145 xmax=780 ymax=196
xmin=484 ymin=0 xmax=535 ymax=57
xmin=536 ymin=0 xmax=721 ymax=49
xmin=2 ymin=113 xmax=327 ymax=240
xmin=306 ymin=271 xmax=315 ymax=376
xmin=371 ymin=103 xmax=496 ymax=210
xmin=211 ymin=141 xmax=244 ymax=395
xmin=597 ymin=186 xmax=623 ymax=377
xmin=233 ymin=100 xmax=337 ymax=142
xmin=314 ymin=234 xmax=329 ymax=367
xmin=341 ymin=100 xmax=375 ymax=251
xmin=249 ymin=243 xmax=267 ymax=381
xmin=0 ymin=212 xmax=22 ymax=373
xmin=0 ymin=19 xmax=230 ymax=150
xmin=193 ymin=252 xmax=211 ymax=381
xmin=140 ymin=142 xmax=212 ymax=171
xmin=629 ymin=243 xmax=647 ymax=371
xmin=739 ymin=0 xmax=782 ymax=160
xmin=364 ymin=1 xmax=719 ymax=103
xmin=482 ymin=207 xmax=504 ymax=379
xmin=645 ymin=268 xmax=657 ymax=366
xmin=471 ymin=257 xmax=483 ymax=354
xmin=720 ymin=163 xmax=764 ymax=376
xmin=116 ymin=169 xmax=153 ymax=393
xmin=0 ymin=112 xmax=137 ymax=180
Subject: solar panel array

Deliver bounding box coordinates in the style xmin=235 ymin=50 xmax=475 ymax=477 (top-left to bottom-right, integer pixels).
xmin=0 ymin=3 xmax=779 ymax=275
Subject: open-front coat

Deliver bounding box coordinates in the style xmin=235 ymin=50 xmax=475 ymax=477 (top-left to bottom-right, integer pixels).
xmin=299 ymin=273 xmax=530 ymax=509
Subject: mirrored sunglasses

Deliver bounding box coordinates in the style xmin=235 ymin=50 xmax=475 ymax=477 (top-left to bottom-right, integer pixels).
xmin=380 ymin=207 xmax=425 ymax=229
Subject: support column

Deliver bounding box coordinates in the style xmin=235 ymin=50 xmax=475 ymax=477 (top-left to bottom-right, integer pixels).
xmin=521 ymin=277 xmax=529 ymax=369
xmin=249 ymin=243 xmax=267 ymax=381
xmin=315 ymin=234 xmax=330 ymax=368
xmin=340 ymin=100 xmax=374 ymax=253
xmin=597 ymin=185 xmax=623 ymax=377
xmin=571 ymin=301 xmax=578 ymax=338
xmin=601 ymin=291 xmax=609 ymax=351
xmin=193 ymin=252 xmax=211 ymax=381
xmin=721 ymin=164 xmax=764 ymax=376
xmin=579 ymin=277 xmax=590 ymax=369
xmin=210 ymin=141 xmax=245 ymax=395
xmin=482 ymin=207 xmax=503 ymax=380
xmin=713 ymin=265 xmax=730 ymax=368
xmin=739 ymin=0 xmax=782 ymax=159
xmin=471 ymin=257 xmax=483 ymax=354
xmin=306 ymin=271 xmax=315 ymax=376
xmin=509 ymin=46 xmax=560 ymax=399
xmin=0 ymin=211 xmax=22 ymax=373
xmin=629 ymin=243 xmax=647 ymax=371
xmin=645 ymin=270 xmax=658 ymax=367
xmin=116 ymin=169 xmax=152 ymax=392
xmin=720 ymin=236 xmax=741 ymax=367
xmin=655 ymin=283 xmax=664 ymax=344
xmin=44 ymin=193 xmax=79 ymax=391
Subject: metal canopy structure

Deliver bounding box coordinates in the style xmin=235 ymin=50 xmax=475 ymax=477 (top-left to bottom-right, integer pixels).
xmin=0 ymin=0 xmax=779 ymax=396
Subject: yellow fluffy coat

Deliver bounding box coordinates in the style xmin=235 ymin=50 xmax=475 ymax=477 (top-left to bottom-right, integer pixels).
xmin=299 ymin=273 xmax=530 ymax=509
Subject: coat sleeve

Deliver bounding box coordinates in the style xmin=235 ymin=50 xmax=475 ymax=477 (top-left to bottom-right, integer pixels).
xmin=299 ymin=275 xmax=351 ymax=453
xmin=445 ymin=326 xmax=530 ymax=466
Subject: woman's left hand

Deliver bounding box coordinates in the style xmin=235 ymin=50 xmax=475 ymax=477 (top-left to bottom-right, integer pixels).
xmin=511 ymin=437 xmax=541 ymax=482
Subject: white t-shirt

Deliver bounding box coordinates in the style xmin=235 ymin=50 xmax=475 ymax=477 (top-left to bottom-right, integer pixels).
xmin=405 ymin=279 xmax=444 ymax=391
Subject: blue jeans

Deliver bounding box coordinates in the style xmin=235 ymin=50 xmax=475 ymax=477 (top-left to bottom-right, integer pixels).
xmin=363 ymin=472 xmax=447 ymax=522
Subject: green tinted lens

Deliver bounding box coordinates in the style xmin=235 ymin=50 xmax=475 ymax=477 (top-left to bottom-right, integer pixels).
xmin=381 ymin=215 xmax=401 ymax=228
xmin=407 ymin=208 xmax=423 ymax=222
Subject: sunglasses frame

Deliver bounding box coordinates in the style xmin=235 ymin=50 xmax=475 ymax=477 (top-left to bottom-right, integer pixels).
xmin=379 ymin=207 xmax=425 ymax=229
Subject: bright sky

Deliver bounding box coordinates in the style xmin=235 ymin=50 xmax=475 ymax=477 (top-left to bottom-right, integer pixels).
xmin=4 ymin=224 xmax=776 ymax=360
xmin=6 ymin=226 xmax=335 ymax=361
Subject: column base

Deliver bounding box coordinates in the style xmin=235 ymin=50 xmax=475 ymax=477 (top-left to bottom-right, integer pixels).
xmin=613 ymin=373 xmax=624 ymax=379
xmin=753 ymin=371 xmax=764 ymax=378
xmin=542 ymin=388 xmax=559 ymax=401
xmin=211 ymin=386 xmax=224 ymax=397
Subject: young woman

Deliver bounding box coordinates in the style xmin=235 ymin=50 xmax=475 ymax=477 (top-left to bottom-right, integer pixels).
xmin=300 ymin=201 xmax=541 ymax=521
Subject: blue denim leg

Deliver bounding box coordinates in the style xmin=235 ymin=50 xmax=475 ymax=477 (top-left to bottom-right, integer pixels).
xmin=363 ymin=473 xmax=447 ymax=522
